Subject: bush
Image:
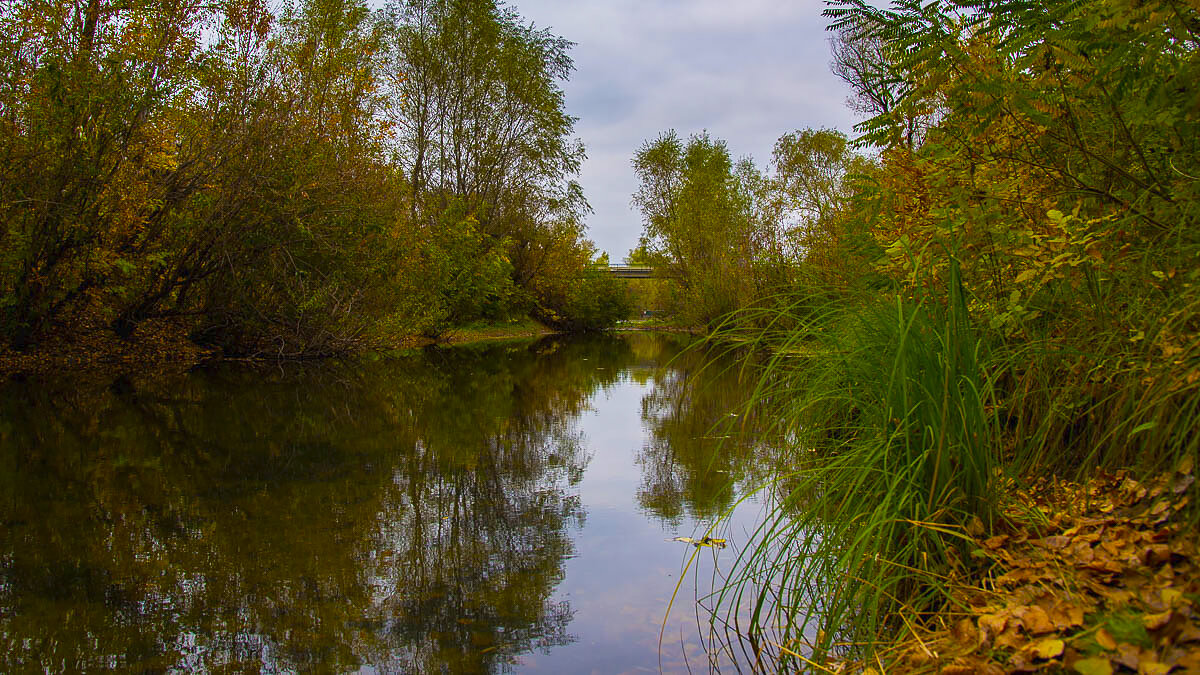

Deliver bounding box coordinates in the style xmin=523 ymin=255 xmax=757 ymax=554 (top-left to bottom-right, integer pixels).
xmin=535 ymin=270 xmax=631 ymax=332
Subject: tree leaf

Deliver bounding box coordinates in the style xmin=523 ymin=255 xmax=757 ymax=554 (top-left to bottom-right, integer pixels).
xmin=1072 ymin=657 xmax=1113 ymax=675
xmin=1031 ymin=637 xmax=1064 ymax=659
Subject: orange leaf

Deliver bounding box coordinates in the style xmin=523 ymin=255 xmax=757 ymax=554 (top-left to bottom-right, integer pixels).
xmin=1015 ymin=605 xmax=1056 ymax=635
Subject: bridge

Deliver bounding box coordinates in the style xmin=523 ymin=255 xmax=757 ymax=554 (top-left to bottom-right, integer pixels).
xmin=605 ymin=265 xmax=655 ymax=279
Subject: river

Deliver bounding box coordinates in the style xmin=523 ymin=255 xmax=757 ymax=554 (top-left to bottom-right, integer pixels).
xmin=0 ymin=332 xmax=781 ymax=673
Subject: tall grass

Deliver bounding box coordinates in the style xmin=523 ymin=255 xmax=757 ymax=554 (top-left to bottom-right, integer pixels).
xmin=993 ymin=286 xmax=1200 ymax=479
xmin=710 ymin=266 xmax=999 ymax=664
xmin=705 ymin=258 xmax=1200 ymax=667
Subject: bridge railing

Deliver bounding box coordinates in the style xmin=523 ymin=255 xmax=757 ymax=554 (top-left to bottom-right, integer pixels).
xmin=605 ymin=266 xmax=655 ymax=279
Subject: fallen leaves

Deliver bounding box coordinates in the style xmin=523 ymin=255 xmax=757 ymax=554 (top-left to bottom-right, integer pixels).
xmin=1074 ymin=656 xmax=1114 ymax=675
xmin=878 ymin=459 xmax=1199 ymax=673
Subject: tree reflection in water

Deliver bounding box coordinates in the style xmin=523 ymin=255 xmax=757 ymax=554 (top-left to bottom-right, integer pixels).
xmin=0 ymin=335 xmax=634 ymax=673
xmin=635 ymin=338 xmax=772 ymax=526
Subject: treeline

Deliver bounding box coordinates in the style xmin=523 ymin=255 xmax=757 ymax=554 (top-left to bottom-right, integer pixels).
xmin=634 ymin=0 xmax=1200 ymax=479
xmin=633 ymin=0 xmax=1200 ymax=658
xmin=629 ymin=126 xmax=868 ymax=326
xmin=0 ymin=0 xmax=627 ymax=356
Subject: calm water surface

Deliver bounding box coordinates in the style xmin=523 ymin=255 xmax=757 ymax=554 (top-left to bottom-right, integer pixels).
xmin=0 ymin=333 xmax=778 ymax=673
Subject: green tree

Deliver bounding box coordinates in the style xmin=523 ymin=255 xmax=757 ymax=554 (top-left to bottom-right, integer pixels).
xmin=383 ymin=0 xmax=592 ymax=312
xmin=768 ymin=128 xmax=875 ymax=278
xmin=190 ymin=0 xmax=413 ymax=355
xmin=631 ymin=131 xmax=761 ymax=325
xmin=0 ymin=0 xmax=219 ymax=347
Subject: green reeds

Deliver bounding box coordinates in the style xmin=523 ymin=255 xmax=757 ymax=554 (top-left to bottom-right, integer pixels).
xmin=994 ymin=288 xmax=1200 ymax=482
xmin=710 ymin=267 xmax=1000 ymax=666
xmin=705 ymin=260 xmax=1200 ymax=668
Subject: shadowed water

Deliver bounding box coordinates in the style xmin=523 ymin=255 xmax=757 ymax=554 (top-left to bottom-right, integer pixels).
xmin=0 ymin=333 xmax=776 ymax=673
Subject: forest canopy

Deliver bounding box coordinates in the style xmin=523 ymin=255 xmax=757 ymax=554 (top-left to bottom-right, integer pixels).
xmin=0 ymin=0 xmax=627 ymax=357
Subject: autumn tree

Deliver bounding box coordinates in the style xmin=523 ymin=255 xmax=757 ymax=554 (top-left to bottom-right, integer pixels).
xmin=823 ymin=0 xmax=1200 ymax=466
xmin=0 ymin=0 xmax=219 ymax=347
xmin=382 ymin=0 xmax=612 ymax=329
xmin=0 ymin=0 xmax=619 ymax=354
xmin=632 ymin=131 xmax=761 ymax=324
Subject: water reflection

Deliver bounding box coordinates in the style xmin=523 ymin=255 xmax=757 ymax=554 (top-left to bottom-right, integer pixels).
xmin=0 ymin=333 xmax=771 ymax=673
xmin=637 ymin=341 xmax=771 ymax=525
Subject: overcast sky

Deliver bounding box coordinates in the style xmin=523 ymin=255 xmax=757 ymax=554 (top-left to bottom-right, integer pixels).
xmin=510 ymin=0 xmax=861 ymax=261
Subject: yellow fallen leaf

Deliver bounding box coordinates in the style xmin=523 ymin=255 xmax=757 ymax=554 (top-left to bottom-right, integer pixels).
xmin=1140 ymin=662 xmax=1170 ymax=675
xmin=670 ymin=536 xmax=727 ymax=548
xmin=984 ymin=534 xmax=1009 ymax=549
xmin=1032 ymin=638 xmax=1064 ymax=659
xmin=967 ymin=516 xmax=985 ymax=537
xmin=996 ymin=626 xmax=1025 ymax=651
xmin=1161 ymin=588 xmax=1182 ymax=607
xmin=979 ymin=613 xmax=1007 ymax=637
xmin=952 ymin=618 xmax=978 ymax=647
xmin=1072 ymin=657 xmax=1113 ymax=675
xmin=1143 ymin=611 xmax=1172 ymax=630
xmin=1050 ymin=603 xmax=1085 ymax=629
xmin=1095 ymin=627 xmax=1117 ymax=651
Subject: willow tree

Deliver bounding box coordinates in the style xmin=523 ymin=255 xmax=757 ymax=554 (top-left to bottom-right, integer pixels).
xmin=383 ymin=0 xmax=620 ymax=330
xmin=384 ymin=0 xmax=583 ymax=234
xmin=632 ymin=131 xmax=761 ymax=325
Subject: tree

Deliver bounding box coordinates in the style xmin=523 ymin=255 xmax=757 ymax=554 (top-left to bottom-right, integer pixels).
xmin=0 ymin=0 xmax=219 ymax=347
xmin=829 ymin=23 xmax=935 ymax=148
xmin=823 ymin=0 xmax=1200 ymax=464
xmin=383 ymin=0 xmax=615 ymax=331
xmin=631 ymin=131 xmax=760 ymax=324
xmin=769 ymin=128 xmax=874 ymax=272
xmin=0 ymin=0 xmax=422 ymax=354
xmin=383 ymin=0 xmax=583 ymax=235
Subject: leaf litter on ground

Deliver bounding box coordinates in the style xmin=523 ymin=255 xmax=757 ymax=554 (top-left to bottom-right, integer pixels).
xmin=858 ymin=458 xmax=1199 ymax=673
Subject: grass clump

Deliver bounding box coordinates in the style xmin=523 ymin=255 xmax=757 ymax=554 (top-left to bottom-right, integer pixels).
xmin=708 ymin=267 xmax=1199 ymax=669
xmin=714 ymin=270 xmax=1001 ymax=665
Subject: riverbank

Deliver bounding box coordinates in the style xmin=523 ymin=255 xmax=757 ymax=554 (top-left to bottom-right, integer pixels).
xmin=614 ymin=317 xmax=702 ymax=333
xmin=0 ymin=316 xmax=589 ymax=377
xmin=702 ymin=296 xmax=1199 ymax=674
xmin=0 ymin=316 xmax=221 ymax=376
xmin=0 ymin=312 xmax=722 ymax=377
xmin=437 ymin=318 xmax=557 ymax=344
